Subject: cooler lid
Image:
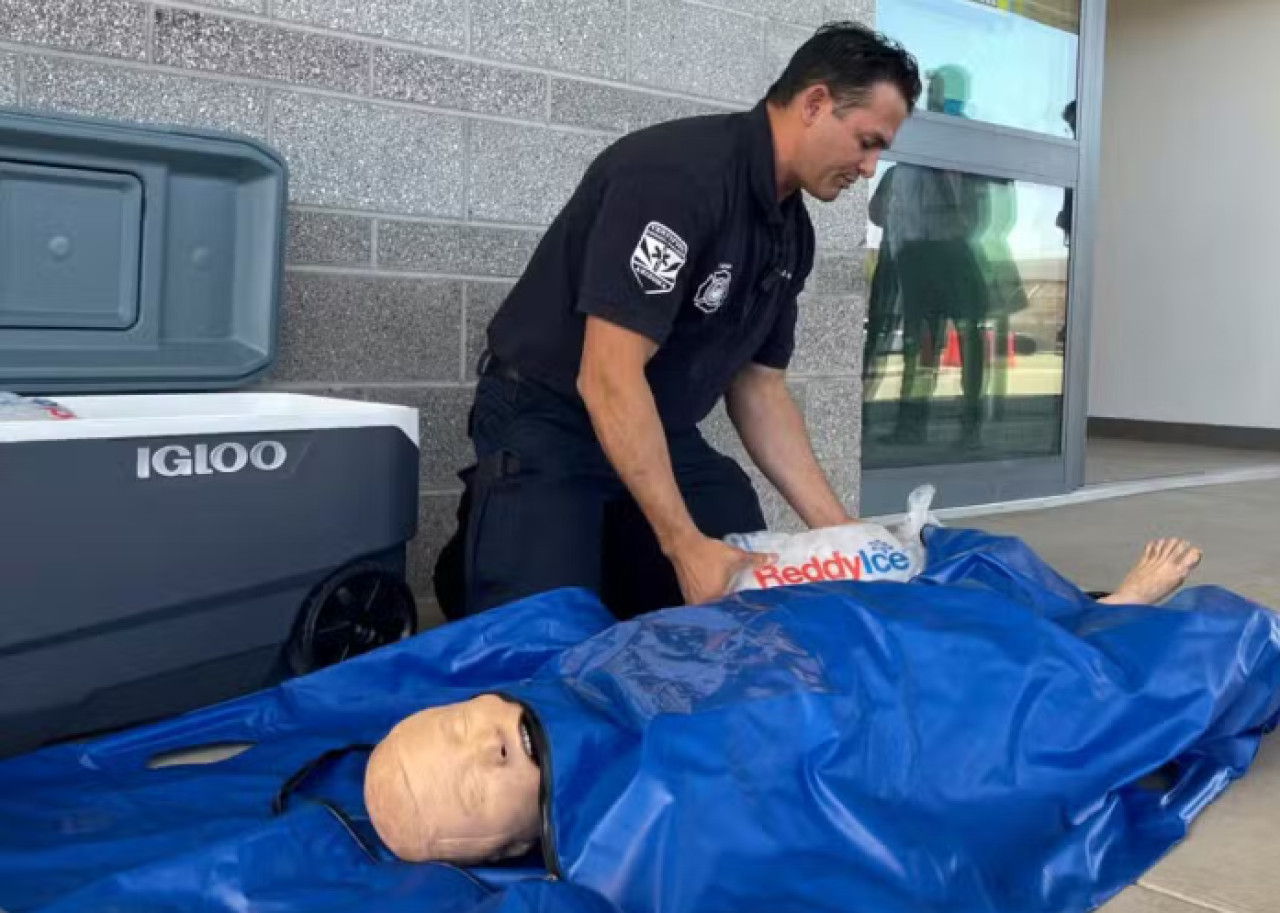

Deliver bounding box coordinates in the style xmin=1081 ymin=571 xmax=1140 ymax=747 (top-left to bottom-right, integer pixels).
xmin=0 ymin=393 xmax=420 ymax=446
xmin=0 ymin=106 xmax=287 ymax=393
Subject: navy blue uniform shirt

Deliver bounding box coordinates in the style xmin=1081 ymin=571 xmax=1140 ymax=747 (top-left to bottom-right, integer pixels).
xmin=485 ymin=100 xmax=817 ymax=432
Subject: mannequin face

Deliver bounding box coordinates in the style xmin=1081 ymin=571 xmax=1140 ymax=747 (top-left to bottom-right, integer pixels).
xmin=364 ymin=694 xmax=542 ymax=864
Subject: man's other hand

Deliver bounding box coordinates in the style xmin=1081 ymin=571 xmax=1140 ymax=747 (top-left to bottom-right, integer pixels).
xmin=667 ymin=533 xmax=774 ymax=606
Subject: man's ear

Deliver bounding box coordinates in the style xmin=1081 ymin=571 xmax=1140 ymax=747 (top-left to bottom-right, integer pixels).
xmin=800 ymin=83 xmax=832 ymax=125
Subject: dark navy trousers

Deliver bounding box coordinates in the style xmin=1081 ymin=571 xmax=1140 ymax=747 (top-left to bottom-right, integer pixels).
xmin=434 ymin=359 xmax=765 ymax=621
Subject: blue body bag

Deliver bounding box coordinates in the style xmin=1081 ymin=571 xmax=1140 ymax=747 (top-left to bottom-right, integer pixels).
xmin=3 ymin=526 xmax=1280 ymax=913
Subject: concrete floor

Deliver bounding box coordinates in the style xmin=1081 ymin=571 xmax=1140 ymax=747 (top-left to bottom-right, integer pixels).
xmin=1086 ymin=437 xmax=1280 ymax=486
xmin=963 ymin=477 xmax=1280 ymax=913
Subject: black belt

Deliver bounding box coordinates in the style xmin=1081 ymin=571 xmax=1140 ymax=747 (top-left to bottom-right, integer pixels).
xmin=477 ymin=350 xmax=522 ymax=382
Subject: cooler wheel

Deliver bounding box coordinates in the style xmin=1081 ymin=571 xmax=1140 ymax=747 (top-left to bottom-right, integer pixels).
xmin=287 ymin=561 xmax=417 ymax=676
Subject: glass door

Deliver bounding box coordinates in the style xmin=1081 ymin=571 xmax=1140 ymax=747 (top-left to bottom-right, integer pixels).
xmin=857 ymin=0 xmax=1105 ymax=514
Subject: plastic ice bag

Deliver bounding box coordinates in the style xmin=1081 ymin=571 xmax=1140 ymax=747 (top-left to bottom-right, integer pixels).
xmin=0 ymin=392 xmax=75 ymax=422
xmin=725 ymin=485 xmax=939 ymax=592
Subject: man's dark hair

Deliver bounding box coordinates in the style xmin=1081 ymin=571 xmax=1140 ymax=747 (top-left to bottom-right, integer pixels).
xmin=766 ymin=21 xmax=923 ymax=114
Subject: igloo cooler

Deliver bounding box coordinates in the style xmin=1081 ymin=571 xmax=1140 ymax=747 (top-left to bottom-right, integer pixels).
xmin=0 ymin=392 xmax=421 ymax=760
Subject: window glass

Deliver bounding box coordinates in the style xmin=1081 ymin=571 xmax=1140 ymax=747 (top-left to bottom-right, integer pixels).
xmin=879 ymin=0 xmax=1080 ymax=137
xmin=861 ymin=159 xmax=1072 ymax=468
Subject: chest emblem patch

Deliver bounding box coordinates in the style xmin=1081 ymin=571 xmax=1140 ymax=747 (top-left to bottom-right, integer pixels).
xmin=694 ymin=265 xmax=733 ymax=314
xmin=631 ymin=221 xmax=688 ymax=295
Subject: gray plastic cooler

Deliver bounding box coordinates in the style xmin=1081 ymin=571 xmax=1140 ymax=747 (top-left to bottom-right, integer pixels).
xmin=0 ymin=107 xmax=424 ymax=761
xmin=0 ymin=393 xmax=421 ymax=760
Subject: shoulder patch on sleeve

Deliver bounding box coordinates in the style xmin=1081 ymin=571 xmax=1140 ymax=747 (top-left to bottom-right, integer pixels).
xmin=630 ymin=221 xmax=689 ymax=295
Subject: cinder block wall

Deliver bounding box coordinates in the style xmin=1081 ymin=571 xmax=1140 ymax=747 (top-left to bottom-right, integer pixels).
xmin=0 ymin=0 xmax=874 ymax=609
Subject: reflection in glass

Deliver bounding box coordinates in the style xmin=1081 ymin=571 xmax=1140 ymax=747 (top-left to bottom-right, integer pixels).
xmin=878 ymin=0 xmax=1080 ymax=137
xmin=861 ymin=159 xmax=1070 ymax=469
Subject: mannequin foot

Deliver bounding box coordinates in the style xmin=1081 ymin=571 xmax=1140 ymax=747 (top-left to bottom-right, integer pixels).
xmin=1099 ymin=539 xmax=1203 ymax=606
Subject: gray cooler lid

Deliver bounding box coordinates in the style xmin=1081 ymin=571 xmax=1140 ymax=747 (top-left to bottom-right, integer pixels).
xmin=0 ymin=107 xmax=287 ymax=393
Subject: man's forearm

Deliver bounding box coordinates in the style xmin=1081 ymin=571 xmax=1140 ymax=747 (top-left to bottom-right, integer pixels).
xmin=578 ymin=362 xmax=700 ymax=556
xmin=726 ymin=367 xmax=853 ymax=529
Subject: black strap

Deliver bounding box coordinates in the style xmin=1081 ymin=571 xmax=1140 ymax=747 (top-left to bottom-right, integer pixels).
xmin=271 ymin=743 xmax=381 ymax=861
xmin=271 ymin=742 xmax=374 ymax=816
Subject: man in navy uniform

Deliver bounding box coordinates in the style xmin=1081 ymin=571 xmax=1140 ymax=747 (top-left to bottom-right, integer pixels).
xmin=435 ymin=22 xmax=921 ymax=620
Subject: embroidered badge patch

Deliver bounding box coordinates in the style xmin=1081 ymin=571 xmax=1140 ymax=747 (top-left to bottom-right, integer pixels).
xmin=694 ymin=265 xmax=733 ymax=314
xmin=630 ymin=221 xmax=688 ymax=295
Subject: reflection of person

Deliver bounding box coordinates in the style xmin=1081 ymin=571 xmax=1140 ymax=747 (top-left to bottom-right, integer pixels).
xmin=434 ymin=24 xmax=923 ymax=623
xmin=371 ymin=538 xmax=1206 ymax=866
xmin=973 ymin=172 xmax=1030 ymax=413
xmin=865 ymin=66 xmax=989 ymax=448
xmin=1057 ymin=100 xmax=1077 ymax=244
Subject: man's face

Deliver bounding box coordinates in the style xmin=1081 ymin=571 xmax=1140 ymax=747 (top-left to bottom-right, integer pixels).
xmin=796 ymin=81 xmax=909 ymax=203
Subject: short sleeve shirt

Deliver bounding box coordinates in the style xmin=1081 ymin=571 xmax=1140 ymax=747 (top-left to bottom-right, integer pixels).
xmin=485 ymin=101 xmax=815 ymax=431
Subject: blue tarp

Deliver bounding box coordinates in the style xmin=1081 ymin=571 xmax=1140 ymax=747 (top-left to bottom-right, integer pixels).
xmin=3 ymin=526 xmax=1280 ymax=913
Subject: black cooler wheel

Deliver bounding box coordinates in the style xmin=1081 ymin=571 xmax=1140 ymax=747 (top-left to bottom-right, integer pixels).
xmin=287 ymin=561 xmax=417 ymax=676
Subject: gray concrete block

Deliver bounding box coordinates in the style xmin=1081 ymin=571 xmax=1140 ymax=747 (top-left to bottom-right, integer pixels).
xmin=547 ymin=79 xmax=633 ymax=133
xmin=286 ymin=210 xmax=372 ymax=266
xmin=472 ymin=0 xmax=627 ymax=81
xmin=317 ymin=384 xmax=475 ymax=492
xmin=0 ymin=53 xmax=15 ymax=105
xmin=811 ymin=253 xmax=868 ymax=295
xmin=413 ymin=386 xmax=475 ymax=492
xmin=747 ymin=468 xmax=802 ymax=533
xmin=154 ymin=8 xmax=369 ymax=95
xmin=630 ymin=0 xmax=763 ymax=103
xmin=707 ymin=0 xmax=827 ymax=26
xmin=379 ymin=222 xmax=541 ymax=278
xmin=548 ymin=78 xmax=733 ymax=133
xmin=273 ymin=272 xmax=463 ymax=384
xmin=761 ymin=23 xmax=812 ymax=97
xmin=273 ymin=0 xmax=467 ymax=52
xmin=0 ymin=0 xmax=147 ymax=60
xmin=805 ymin=376 xmax=862 ymax=461
xmin=373 ymin=48 xmax=545 ymax=121
xmin=272 ymin=93 xmax=465 ymax=216
xmin=805 ymin=184 xmax=868 ymax=254
xmin=824 ymin=0 xmax=876 ymax=26
xmin=468 ymin=121 xmax=611 ymax=224
xmin=791 ymin=292 xmax=863 ymax=374
xmin=21 ymin=56 xmax=268 ymax=139
xmin=823 ymin=454 xmax=862 ymax=517
xmin=189 ymin=0 xmax=264 ymax=11
xmin=464 ymin=281 xmax=513 ymax=378
xmin=407 ymin=492 xmax=463 ymax=602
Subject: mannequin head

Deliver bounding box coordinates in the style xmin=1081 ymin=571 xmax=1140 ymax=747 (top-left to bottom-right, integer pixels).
xmin=363 ymin=694 xmax=542 ymax=864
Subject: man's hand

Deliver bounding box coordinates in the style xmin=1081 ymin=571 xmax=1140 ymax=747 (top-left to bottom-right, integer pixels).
xmin=666 ymin=532 xmax=774 ymax=606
